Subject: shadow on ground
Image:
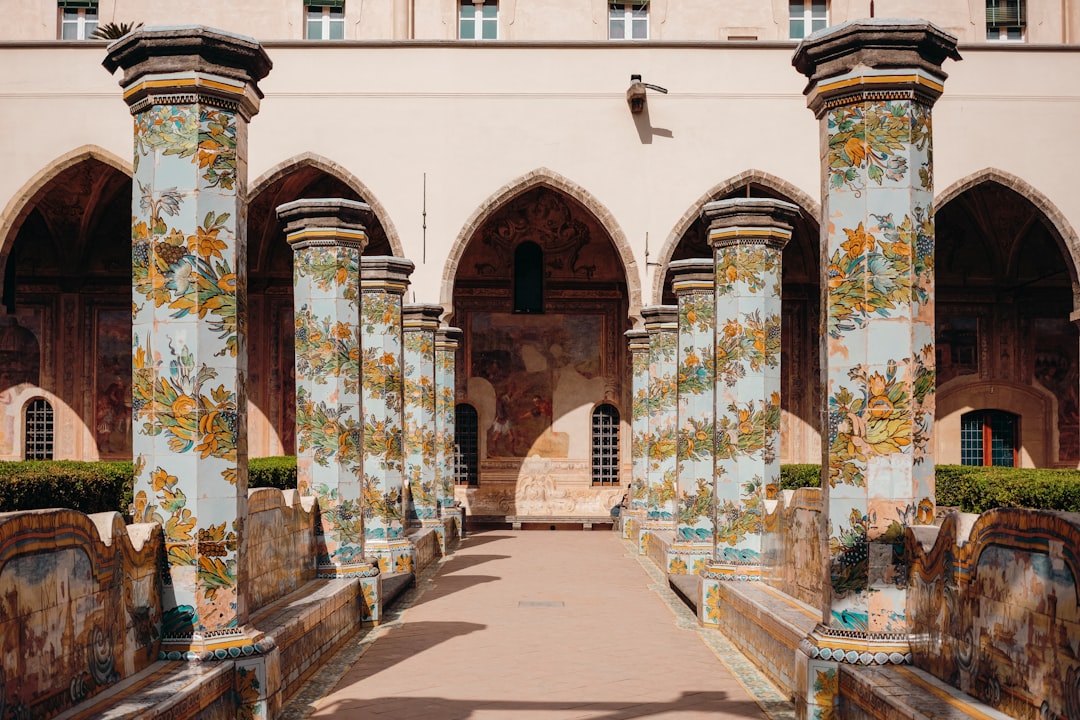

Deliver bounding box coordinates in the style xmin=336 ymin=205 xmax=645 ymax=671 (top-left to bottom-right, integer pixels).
xmin=311 ymin=690 xmax=765 ymax=719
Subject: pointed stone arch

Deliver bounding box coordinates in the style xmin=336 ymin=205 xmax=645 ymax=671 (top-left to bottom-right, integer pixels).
xmin=249 ymin=152 xmax=404 ymax=258
xmin=441 ymin=167 xmax=642 ymax=322
xmin=650 ymin=169 xmax=820 ymax=305
xmin=0 ymin=145 xmax=131 ymax=287
xmin=937 ymin=168 xmax=1080 ymax=308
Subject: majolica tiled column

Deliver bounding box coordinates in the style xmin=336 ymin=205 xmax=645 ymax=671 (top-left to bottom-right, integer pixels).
xmin=106 ymin=28 xmax=271 ymax=664
xmin=278 ymin=199 xmax=381 ymax=599
xmin=403 ymin=304 xmax=442 ymax=530
xmin=360 ymin=257 xmax=415 ymax=573
xmin=792 ymin=20 xmax=959 ymax=719
xmin=698 ymin=199 xmax=797 ymax=625
xmin=641 ymin=306 xmax=678 ymax=553
xmin=669 ymin=259 xmax=716 ymax=576
xmin=435 ymin=326 xmax=465 ymax=541
xmin=623 ymin=329 xmax=650 ymax=544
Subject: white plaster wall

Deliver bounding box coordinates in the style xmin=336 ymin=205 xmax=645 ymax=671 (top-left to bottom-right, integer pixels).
xmin=4 ymin=1 xmax=1079 ymax=42
xmin=4 ymin=42 xmax=1078 ymax=310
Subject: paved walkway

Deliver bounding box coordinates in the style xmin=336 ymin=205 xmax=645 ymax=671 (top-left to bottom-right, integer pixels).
xmin=283 ymin=531 xmax=794 ymax=720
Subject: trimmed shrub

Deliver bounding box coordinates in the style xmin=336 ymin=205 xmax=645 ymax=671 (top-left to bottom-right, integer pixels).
xmin=778 ymin=463 xmax=1080 ymax=514
xmin=248 ymin=456 xmax=297 ymax=491
xmin=780 ymin=464 xmax=822 ymax=490
xmin=0 ymin=461 xmax=133 ymax=515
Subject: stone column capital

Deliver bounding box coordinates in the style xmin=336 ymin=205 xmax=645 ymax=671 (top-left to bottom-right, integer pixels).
xmin=792 ymin=19 xmax=960 ymax=117
xmin=361 ymin=256 xmax=415 ymax=293
xmin=641 ymin=305 xmax=678 ymax=329
xmin=668 ymin=258 xmax=715 ymax=294
xmin=278 ymin=198 xmax=373 ymax=252
xmin=702 ymin=198 xmax=799 ymax=251
xmin=403 ymin=304 xmax=444 ymax=328
xmin=436 ymin=326 xmax=463 ymax=347
xmin=103 ymin=26 xmax=271 ymax=117
xmin=625 ymin=328 xmax=650 ymax=344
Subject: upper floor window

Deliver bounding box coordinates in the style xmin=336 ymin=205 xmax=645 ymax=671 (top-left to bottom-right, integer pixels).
xmin=59 ymin=1 xmax=98 ymax=40
xmin=455 ymin=404 xmax=479 ymax=485
xmin=306 ymin=0 xmax=345 ymax=40
xmin=609 ymin=2 xmax=648 ymax=40
xmin=961 ymin=409 xmax=1018 ymax=467
xmin=25 ymin=398 xmax=54 ymax=460
xmin=986 ymin=0 xmax=1025 ymax=41
xmin=789 ymin=0 xmax=827 ymax=39
xmin=460 ymin=1 xmax=498 ymax=40
xmin=591 ymin=403 xmax=620 ymax=486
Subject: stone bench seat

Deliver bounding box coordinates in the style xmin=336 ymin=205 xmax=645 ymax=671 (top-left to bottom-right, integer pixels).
xmin=505 ymin=515 xmax=614 ymax=530
xmin=841 ymin=664 xmax=1015 ymax=720
xmin=54 ymin=660 xmax=234 ymax=720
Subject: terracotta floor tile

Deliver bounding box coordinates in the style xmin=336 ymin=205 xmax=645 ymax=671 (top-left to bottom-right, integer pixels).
xmin=286 ymin=531 xmax=793 ymax=720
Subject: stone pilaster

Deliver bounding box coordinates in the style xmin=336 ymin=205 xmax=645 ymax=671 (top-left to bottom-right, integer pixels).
xmin=435 ymin=326 xmax=465 ymax=540
xmin=106 ymin=27 xmax=273 ymax=667
xmin=623 ymin=329 xmax=650 ymax=544
xmin=641 ymin=306 xmax=678 ymax=549
xmin=278 ymin=199 xmax=380 ymax=596
xmin=669 ymin=259 xmax=716 ymax=577
xmin=403 ymin=304 xmax=442 ymax=529
xmin=792 ymin=19 xmax=959 ymax=720
xmin=360 ymin=256 xmax=415 ymax=574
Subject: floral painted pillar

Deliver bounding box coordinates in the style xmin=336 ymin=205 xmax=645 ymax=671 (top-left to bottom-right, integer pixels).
xmin=669 ymin=259 xmax=716 ymax=577
xmin=106 ymin=25 xmax=269 ymax=650
xmin=435 ymin=326 xmax=465 ymax=540
xmin=403 ymin=304 xmax=441 ymax=530
xmin=277 ymin=198 xmax=381 ymax=610
xmin=792 ymin=20 xmax=959 ymax=720
xmin=105 ymin=25 xmax=279 ymax=718
xmin=640 ymin=306 xmax=678 ymax=554
xmin=698 ymin=199 xmax=797 ymax=625
xmin=623 ymin=329 xmax=651 ymax=543
xmin=360 ymin=257 xmax=415 ymax=574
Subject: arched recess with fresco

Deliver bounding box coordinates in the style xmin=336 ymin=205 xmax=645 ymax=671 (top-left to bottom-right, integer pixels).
xmin=935 ymin=169 xmax=1080 ymax=467
xmin=246 ymin=153 xmax=397 ymax=457
xmin=0 ymin=146 xmax=131 ymax=461
xmin=444 ymin=169 xmax=635 ymax=520
xmin=654 ymin=170 xmax=822 ymax=465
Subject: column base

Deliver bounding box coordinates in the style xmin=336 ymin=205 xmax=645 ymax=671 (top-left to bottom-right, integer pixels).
xmin=440 ymin=503 xmax=466 ymax=539
xmin=159 ymin=624 xmax=276 ymax=662
xmin=668 ymin=541 xmax=712 ymax=576
xmin=698 ymin=563 xmax=762 ymax=627
xmin=621 ymin=508 xmax=645 ymax=541
xmin=365 ymin=538 xmax=416 ymax=575
xmin=795 ymin=624 xmax=912 ymax=720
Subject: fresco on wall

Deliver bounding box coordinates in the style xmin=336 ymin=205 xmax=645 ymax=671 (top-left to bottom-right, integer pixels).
xmin=1033 ymin=317 xmax=1079 ymax=462
xmin=94 ymin=307 xmax=132 ymax=458
xmin=937 ymin=316 xmax=979 ymax=385
xmin=470 ymin=312 xmax=603 ymax=459
xmin=0 ymin=311 xmax=42 ymax=458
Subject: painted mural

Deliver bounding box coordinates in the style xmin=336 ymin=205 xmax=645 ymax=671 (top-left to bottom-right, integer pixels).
xmin=1033 ymin=317 xmax=1080 ymax=462
xmin=94 ymin=307 xmax=132 ymax=458
xmin=907 ymin=509 xmax=1080 ymax=720
xmin=469 ymin=312 xmax=604 ymax=459
xmin=0 ymin=311 xmax=42 ymax=458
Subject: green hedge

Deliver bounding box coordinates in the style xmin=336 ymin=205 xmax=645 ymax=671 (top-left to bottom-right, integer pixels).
xmin=777 ymin=463 xmax=1080 ymax=514
xmin=0 ymin=461 xmax=134 ymax=515
xmin=3 ymin=458 xmax=1080 ymax=516
xmin=780 ymin=464 xmax=822 ymax=491
xmin=248 ymin=456 xmax=297 ymax=491
xmin=0 ymin=457 xmax=298 ymax=515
